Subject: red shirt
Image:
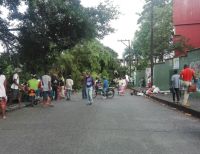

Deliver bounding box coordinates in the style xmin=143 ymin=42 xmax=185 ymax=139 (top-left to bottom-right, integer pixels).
xmin=180 ymin=68 xmax=195 ymax=81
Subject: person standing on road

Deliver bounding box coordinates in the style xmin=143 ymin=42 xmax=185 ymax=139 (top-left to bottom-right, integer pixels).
xmin=51 ymin=74 xmax=59 ymax=100
xmin=103 ymin=76 xmax=109 ymax=98
xmin=171 ymin=70 xmax=180 ymax=103
xmin=180 ymin=64 xmax=196 ymax=107
xmin=85 ymin=72 xmax=94 ymax=105
xmin=82 ymin=72 xmax=87 ymax=99
xmin=58 ymin=73 xmax=65 ymax=99
xmin=66 ymin=75 xmax=73 ymax=101
xmin=10 ymin=68 xmax=22 ymax=108
xmin=0 ymin=68 xmax=7 ymax=119
xmin=42 ymin=70 xmax=54 ymax=107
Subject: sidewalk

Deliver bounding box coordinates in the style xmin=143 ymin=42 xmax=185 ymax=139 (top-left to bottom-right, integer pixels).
xmin=132 ymin=87 xmax=200 ymax=118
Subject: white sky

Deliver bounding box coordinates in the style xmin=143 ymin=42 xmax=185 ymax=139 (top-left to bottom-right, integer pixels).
xmin=0 ymin=0 xmax=145 ymax=58
xmin=81 ymin=0 xmax=145 ymax=58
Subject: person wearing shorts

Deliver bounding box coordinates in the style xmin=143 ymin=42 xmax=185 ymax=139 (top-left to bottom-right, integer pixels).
xmin=42 ymin=72 xmax=54 ymax=107
xmin=10 ymin=68 xmax=22 ymax=107
xmin=0 ymin=68 xmax=7 ymax=119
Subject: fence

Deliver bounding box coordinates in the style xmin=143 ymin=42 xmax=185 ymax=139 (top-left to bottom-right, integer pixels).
xmin=135 ymin=48 xmax=200 ymax=97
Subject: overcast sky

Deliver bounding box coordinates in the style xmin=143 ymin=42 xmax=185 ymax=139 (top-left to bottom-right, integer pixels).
xmin=81 ymin=0 xmax=145 ymax=58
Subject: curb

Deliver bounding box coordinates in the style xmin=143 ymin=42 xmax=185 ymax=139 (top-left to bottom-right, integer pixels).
xmin=132 ymin=88 xmax=200 ymax=119
xmin=6 ymin=103 xmax=27 ymax=112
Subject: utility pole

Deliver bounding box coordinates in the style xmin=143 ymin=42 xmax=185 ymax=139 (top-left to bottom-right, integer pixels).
xmin=118 ymin=39 xmax=132 ymax=77
xmin=150 ymin=0 xmax=154 ymax=87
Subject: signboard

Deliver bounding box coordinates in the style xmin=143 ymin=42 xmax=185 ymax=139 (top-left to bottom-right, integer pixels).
xmin=173 ymin=58 xmax=179 ymax=69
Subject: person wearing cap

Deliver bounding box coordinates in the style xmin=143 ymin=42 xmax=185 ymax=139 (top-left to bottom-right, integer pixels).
xmin=10 ymin=68 xmax=22 ymax=107
xmin=0 ymin=68 xmax=7 ymax=119
xmin=27 ymin=74 xmax=39 ymax=107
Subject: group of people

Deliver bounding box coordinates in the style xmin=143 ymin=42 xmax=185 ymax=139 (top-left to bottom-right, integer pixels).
xmin=113 ymin=76 xmax=129 ymax=95
xmin=145 ymin=85 xmax=160 ymax=95
xmin=171 ymin=64 xmax=196 ymax=107
xmin=137 ymin=64 xmax=196 ymax=107
xmin=82 ymin=72 xmax=111 ymax=105
xmin=81 ymin=72 xmax=130 ymax=104
xmin=0 ymin=68 xmax=75 ymax=119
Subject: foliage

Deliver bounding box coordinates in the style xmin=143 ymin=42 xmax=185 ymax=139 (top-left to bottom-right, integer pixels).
xmin=52 ymin=39 xmax=120 ymax=89
xmin=0 ymin=0 xmax=120 ymax=89
xmin=132 ymin=0 xmax=173 ymax=64
xmin=0 ymin=0 xmax=119 ymax=71
xmin=16 ymin=0 xmax=117 ymax=69
xmin=0 ymin=0 xmax=20 ymax=53
xmin=132 ymin=0 xmax=193 ymax=68
xmin=0 ymin=53 xmax=14 ymax=76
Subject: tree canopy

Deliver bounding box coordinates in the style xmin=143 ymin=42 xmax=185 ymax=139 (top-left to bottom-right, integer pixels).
xmin=0 ymin=0 xmax=121 ymax=87
xmin=52 ymin=39 xmax=120 ymax=89
xmin=133 ymin=0 xmax=173 ymax=63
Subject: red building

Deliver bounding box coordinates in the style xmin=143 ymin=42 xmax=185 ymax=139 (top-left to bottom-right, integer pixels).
xmin=173 ymin=0 xmax=200 ymax=57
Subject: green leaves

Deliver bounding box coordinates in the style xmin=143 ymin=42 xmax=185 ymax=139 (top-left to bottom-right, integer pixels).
xmin=133 ymin=0 xmax=173 ymax=64
xmin=0 ymin=0 xmax=119 ymax=71
xmin=51 ymin=39 xmax=119 ymax=88
xmin=0 ymin=0 xmax=120 ymax=89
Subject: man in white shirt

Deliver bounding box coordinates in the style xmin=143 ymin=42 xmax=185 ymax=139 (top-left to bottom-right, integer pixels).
xmin=0 ymin=68 xmax=7 ymax=119
xmin=66 ymin=75 xmax=74 ymax=100
xmin=10 ymin=68 xmax=22 ymax=107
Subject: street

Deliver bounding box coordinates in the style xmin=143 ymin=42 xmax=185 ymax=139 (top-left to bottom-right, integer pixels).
xmin=0 ymin=92 xmax=200 ymax=154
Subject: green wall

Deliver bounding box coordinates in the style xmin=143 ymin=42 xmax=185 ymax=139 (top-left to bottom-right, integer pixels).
xmin=153 ymin=49 xmax=200 ymax=91
xmin=154 ymin=59 xmax=173 ymax=90
xmin=135 ymin=70 xmax=145 ymax=87
xmin=135 ymin=48 xmax=200 ymax=94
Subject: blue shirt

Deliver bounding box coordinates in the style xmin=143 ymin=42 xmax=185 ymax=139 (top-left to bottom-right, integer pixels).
xmin=103 ymin=79 xmax=109 ymax=89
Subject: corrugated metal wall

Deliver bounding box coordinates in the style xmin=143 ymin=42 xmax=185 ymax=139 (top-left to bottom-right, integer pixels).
xmin=173 ymin=0 xmax=200 ymax=57
xmin=173 ymin=0 xmax=200 ymax=25
xmin=135 ymin=70 xmax=145 ymax=87
xmin=154 ymin=60 xmax=173 ymax=90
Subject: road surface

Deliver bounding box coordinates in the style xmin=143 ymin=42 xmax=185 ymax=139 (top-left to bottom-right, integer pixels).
xmin=0 ymin=92 xmax=200 ymax=154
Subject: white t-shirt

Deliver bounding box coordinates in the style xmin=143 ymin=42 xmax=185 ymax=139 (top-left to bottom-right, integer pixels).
xmin=42 ymin=75 xmax=51 ymax=91
xmin=0 ymin=75 xmax=6 ymax=97
xmin=66 ymin=79 xmax=74 ymax=90
xmin=11 ymin=73 xmax=19 ymax=89
xmin=153 ymin=87 xmax=160 ymax=93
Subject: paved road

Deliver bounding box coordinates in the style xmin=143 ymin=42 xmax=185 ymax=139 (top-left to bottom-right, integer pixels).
xmin=0 ymin=92 xmax=200 ymax=154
